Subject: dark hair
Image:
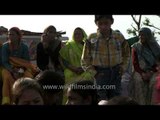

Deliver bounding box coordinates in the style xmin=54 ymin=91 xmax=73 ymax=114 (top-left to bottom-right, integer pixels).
xmin=12 ymin=77 xmax=44 ymax=105
xmin=95 ymin=15 xmax=114 ymax=23
xmin=43 ymin=25 xmax=56 ymax=34
xmin=37 ymin=70 xmax=65 ymax=94
xmin=107 ymin=96 xmax=139 ymax=105
xmin=68 ymin=80 xmax=98 ymax=105
xmin=9 ymin=27 xmax=22 ymax=36
xmin=9 ymin=27 xmax=22 ymax=41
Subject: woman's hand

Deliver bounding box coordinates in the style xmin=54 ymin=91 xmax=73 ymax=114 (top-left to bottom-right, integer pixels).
xmin=70 ymin=66 xmax=84 ymax=74
xmin=76 ymin=67 xmax=84 ymax=74
xmin=10 ymin=68 xmax=23 ymax=80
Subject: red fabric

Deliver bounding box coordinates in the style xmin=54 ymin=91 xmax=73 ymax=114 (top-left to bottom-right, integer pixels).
xmin=156 ymin=75 xmax=160 ymax=90
xmin=132 ymin=48 xmax=144 ymax=75
xmin=152 ymin=74 xmax=160 ymax=104
xmin=153 ymin=90 xmax=160 ymax=104
xmin=132 ymin=48 xmax=157 ymax=75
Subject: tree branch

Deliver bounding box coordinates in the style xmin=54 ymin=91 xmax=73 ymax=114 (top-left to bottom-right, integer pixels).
xmin=131 ymin=15 xmax=139 ymax=26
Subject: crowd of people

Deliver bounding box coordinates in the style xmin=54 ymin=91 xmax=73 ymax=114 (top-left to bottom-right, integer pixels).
xmin=0 ymin=15 xmax=160 ymax=105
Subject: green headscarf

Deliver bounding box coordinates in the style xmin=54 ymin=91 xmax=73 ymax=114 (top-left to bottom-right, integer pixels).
xmin=60 ymin=27 xmax=88 ymax=66
xmin=68 ymin=27 xmax=87 ymax=43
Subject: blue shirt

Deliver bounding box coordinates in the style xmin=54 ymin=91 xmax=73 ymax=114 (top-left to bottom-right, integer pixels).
xmin=2 ymin=41 xmax=30 ymax=71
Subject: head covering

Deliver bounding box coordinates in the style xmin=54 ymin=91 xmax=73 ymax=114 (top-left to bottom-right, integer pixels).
xmin=68 ymin=27 xmax=87 ymax=43
xmin=59 ymin=27 xmax=87 ymax=69
xmin=139 ymin=27 xmax=153 ymax=42
xmin=95 ymin=15 xmax=114 ymax=23
xmin=139 ymin=27 xmax=160 ymax=58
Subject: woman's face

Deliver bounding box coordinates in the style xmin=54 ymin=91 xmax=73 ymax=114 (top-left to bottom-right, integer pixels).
xmin=139 ymin=32 xmax=146 ymax=44
xmin=17 ymin=89 xmax=44 ymax=105
xmin=41 ymin=29 xmax=57 ymax=48
xmin=45 ymin=29 xmax=57 ymax=41
xmin=8 ymin=30 xmax=20 ymax=43
xmin=74 ymin=29 xmax=84 ymax=43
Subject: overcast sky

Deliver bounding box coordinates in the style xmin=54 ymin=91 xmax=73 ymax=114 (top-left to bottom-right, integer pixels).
xmin=0 ymin=15 xmax=160 ymax=42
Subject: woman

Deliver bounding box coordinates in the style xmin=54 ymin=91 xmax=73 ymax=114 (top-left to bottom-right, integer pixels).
xmin=59 ymin=27 xmax=93 ymax=84
xmin=12 ymin=77 xmax=44 ymax=105
xmin=1 ymin=27 xmax=39 ymax=105
xmin=36 ymin=25 xmax=63 ymax=77
xmin=129 ymin=27 xmax=160 ymax=105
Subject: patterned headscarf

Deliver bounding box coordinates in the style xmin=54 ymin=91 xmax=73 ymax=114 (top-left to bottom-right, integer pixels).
xmin=139 ymin=27 xmax=154 ymax=42
xmin=139 ymin=27 xmax=160 ymax=57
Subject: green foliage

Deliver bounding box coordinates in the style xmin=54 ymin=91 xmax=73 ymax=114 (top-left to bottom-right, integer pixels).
xmin=143 ymin=17 xmax=150 ymax=26
xmin=127 ymin=28 xmax=137 ymax=36
xmin=127 ymin=15 xmax=160 ymax=38
xmin=127 ymin=15 xmax=142 ymax=37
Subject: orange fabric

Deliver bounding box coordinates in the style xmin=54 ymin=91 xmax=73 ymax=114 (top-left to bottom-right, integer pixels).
xmin=2 ymin=57 xmax=39 ymax=105
xmin=9 ymin=57 xmax=39 ymax=76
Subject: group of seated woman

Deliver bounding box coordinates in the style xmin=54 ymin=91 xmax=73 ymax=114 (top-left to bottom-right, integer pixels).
xmin=1 ymin=25 xmax=160 ymax=105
